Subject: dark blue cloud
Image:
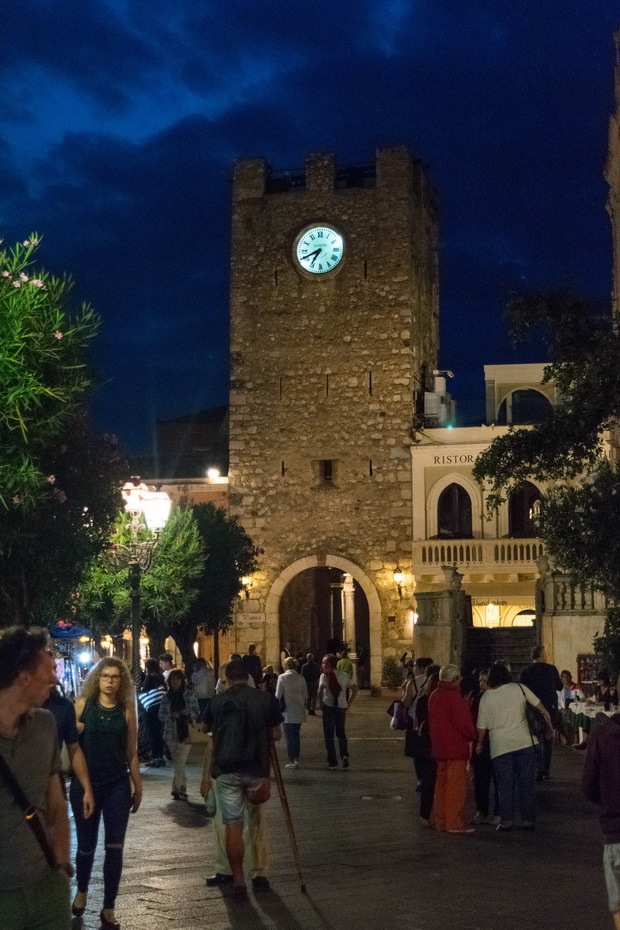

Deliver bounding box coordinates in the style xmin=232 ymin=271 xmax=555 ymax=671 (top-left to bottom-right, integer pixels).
xmin=0 ymin=1 xmax=618 ymax=445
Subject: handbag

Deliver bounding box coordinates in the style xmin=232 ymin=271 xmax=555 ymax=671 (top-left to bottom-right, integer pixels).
xmin=387 ymin=700 xmax=410 ymax=731
xmin=517 ymin=683 xmax=547 ymax=739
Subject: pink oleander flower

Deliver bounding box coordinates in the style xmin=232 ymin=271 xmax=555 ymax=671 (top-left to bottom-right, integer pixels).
xmin=54 ymin=330 xmax=63 ymax=339
xmin=47 ymin=475 xmax=56 ymax=484
xmin=12 ymin=495 xmax=20 ymax=504
xmin=31 ymin=279 xmax=44 ymax=288
xmin=2 ymin=271 xmax=9 ymax=277
xmin=19 ymin=273 xmax=28 ymax=282
xmin=12 ymin=280 xmax=21 ymax=287
xmin=23 ymin=238 xmax=39 ymax=246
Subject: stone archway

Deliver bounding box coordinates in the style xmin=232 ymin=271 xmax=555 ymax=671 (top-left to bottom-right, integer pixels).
xmin=265 ymin=554 xmax=383 ymax=689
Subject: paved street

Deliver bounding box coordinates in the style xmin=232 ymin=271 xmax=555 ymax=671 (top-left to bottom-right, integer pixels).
xmin=72 ymin=694 xmax=610 ymax=930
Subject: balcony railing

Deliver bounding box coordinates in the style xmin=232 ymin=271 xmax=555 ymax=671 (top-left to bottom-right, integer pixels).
xmin=414 ymin=538 xmax=545 ymax=573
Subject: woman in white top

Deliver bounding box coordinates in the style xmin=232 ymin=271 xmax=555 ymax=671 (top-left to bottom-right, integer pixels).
xmin=275 ymin=658 xmax=308 ymax=768
xmin=476 ymin=663 xmax=553 ymax=831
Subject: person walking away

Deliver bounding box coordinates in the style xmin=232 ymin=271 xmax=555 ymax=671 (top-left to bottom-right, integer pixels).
xmin=192 ymin=658 xmax=215 ymax=721
xmin=159 ymin=669 xmax=200 ymax=800
xmin=204 ymin=660 xmax=283 ymax=897
xmin=476 ymin=662 xmax=553 ymax=832
xmin=318 ymin=654 xmax=357 ymax=770
xmin=469 ymin=669 xmax=499 ymax=825
xmin=204 ymin=664 xmax=271 ymax=891
xmin=70 ymin=658 xmax=142 ymax=929
xmin=0 ymin=627 xmax=72 ymax=930
xmin=337 ymin=650 xmax=354 ymax=682
xmin=44 ymin=682 xmax=95 ymax=816
xmin=262 ymin=666 xmax=278 ymax=695
xmin=583 ymin=709 xmax=620 ymax=929
xmin=242 ymin=645 xmax=263 ymax=688
xmin=520 ymin=645 xmax=561 ymax=780
xmin=140 ymin=658 xmax=167 ymax=766
xmin=301 ymin=654 xmax=320 ymax=714
xmin=428 ymin=664 xmax=477 ymax=834
xmin=414 ymin=671 xmax=439 ymax=826
xmin=275 ymin=658 xmax=308 ymax=767
xmin=158 ymin=653 xmax=176 ymax=682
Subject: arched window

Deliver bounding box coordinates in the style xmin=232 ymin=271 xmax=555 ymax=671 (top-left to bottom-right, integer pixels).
xmin=437 ymin=483 xmax=472 ymax=539
xmin=508 ymin=482 xmax=542 ymax=538
xmin=497 ymin=389 xmax=553 ymax=426
xmin=512 ymin=609 xmax=535 ymax=627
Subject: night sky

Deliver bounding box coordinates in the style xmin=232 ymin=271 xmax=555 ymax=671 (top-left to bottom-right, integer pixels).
xmin=1 ymin=2 xmax=618 ymax=449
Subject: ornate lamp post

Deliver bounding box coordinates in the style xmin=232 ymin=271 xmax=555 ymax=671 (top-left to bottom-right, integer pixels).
xmin=120 ymin=481 xmax=172 ymax=688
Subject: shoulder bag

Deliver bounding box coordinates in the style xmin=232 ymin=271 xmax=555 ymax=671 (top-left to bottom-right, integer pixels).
xmin=517 ymin=683 xmax=547 ymax=740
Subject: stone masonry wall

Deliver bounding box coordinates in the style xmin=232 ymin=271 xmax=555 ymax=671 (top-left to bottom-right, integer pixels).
xmin=228 ymin=147 xmax=439 ymax=683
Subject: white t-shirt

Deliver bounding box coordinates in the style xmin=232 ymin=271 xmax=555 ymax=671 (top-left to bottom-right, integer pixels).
xmin=477 ymin=682 xmax=540 ymax=759
xmin=319 ymin=669 xmax=350 ymax=709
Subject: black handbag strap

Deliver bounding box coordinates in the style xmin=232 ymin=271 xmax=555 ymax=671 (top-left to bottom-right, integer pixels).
xmin=0 ymin=751 xmax=57 ymax=869
xmin=516 ymin=682 xmax=538 ymax=748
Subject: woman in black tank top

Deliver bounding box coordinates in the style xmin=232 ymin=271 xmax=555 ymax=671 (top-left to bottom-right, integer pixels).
xmin=69 ymin=658 xmax=142 ymax=929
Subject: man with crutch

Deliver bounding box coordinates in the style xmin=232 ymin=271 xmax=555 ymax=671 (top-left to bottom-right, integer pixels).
xmin=204 ymin=659 xmax=283 ymax=899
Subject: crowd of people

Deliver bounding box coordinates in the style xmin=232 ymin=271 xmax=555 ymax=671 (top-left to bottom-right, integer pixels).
xmin=3 ymin=625 xmax=620 ymax=928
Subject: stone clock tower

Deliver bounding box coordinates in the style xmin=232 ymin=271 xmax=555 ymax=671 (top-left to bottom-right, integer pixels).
xmin=228 ymin=147 xmax=439 ymax=687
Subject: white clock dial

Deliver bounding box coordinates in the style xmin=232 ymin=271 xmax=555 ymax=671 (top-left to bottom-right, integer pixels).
xmin=295 ymin=225 xmax=344 ymax=275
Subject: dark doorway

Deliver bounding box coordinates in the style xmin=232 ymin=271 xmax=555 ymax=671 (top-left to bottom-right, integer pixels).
xmin=437 ymin=483 xmax=473 ymax=538
xmin=278 ymin=567 xmax=370 ymax=685
xmin=508 ymin=482 xmax=541 ymax=538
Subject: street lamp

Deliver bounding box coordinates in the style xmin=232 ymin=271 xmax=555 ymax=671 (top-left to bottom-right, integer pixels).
xmin=393 ymin=566 xmax=404 ymax=599
xmin=121 ymin=480 xmax=172 ymax=687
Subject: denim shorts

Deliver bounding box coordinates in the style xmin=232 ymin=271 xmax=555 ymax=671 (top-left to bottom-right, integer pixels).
xmin=604 ymin=843 xmax=620 ymax=912
xmin=215 ymin=773 xmax=266 ymax=824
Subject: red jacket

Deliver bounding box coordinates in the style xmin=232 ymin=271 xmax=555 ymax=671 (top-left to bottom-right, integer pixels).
xmin=428 ymin=681 xmax=477 ymax=761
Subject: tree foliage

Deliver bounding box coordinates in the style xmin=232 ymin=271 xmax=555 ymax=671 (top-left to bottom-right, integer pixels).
xmin=74 ymin=507 xmax=203 ymax=646
xmin=472 ymin=289 xmax=620 ymax=661
xmin=0 ymin=237 xmax=101 ymax=509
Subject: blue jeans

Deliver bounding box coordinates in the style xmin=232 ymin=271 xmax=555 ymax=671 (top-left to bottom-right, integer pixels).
xmin=284 ymin=723 xmax=301 ymax=761
xmin=492 ymin=745 xmax=537 ymax=824
xmin=70 ymin=776 xmax=131 ymax=909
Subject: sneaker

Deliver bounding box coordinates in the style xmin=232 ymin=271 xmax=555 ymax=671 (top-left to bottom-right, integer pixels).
xmin=496 ymin=822 xmax=512 ymax=832
xmin=285 ymin=762 xmax=299 ymax=769
xmin=327 ymin=763 xmax=338 ymax=770
xmin=490 ymin=815 xmax=501 ymax=826
xmin=342 ymin=756 xmax=349 ymax=769
xmin=206 ymin=873 xmax=233 ymax=886
xmin=447 ymin=827 xmax=475 ymax=834
xmin=471 ymin=811 xmax=488 ymax=825
xmin=252 ymin=876 xmax=270 ymax=892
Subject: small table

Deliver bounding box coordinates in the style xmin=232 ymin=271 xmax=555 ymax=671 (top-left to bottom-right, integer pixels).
xmin=565 ymin=701 xmax=617 ymax=743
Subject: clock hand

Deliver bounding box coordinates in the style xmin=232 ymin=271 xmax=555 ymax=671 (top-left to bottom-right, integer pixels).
xmin=303 ymin=248 xmax=322 ymax=265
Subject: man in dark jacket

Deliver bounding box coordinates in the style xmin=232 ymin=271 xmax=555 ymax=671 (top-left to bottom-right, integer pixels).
xmin=301 ymin=654 xmax=321 ymax=714
xmin=520 ymin=645 xmax=562 ymax=779
xmin=583 ymin=714 xmax=620 ymax=929
xmin=242 ymin=645 xmax=263 ymax=687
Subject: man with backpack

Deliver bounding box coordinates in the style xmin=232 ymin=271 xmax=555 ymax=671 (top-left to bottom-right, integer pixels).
xmin=204 ymin=660 xmax=283 ymax=898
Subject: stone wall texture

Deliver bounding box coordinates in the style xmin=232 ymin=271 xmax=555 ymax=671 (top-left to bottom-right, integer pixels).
xmin=228 ymin=146 xmax=439 ymax=685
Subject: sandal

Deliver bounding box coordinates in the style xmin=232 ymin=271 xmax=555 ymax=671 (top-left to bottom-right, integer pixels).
xmin=99 ymin=909 xmax=121 ymax=929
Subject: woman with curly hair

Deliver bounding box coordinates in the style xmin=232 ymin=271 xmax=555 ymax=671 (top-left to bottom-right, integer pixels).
xmin=70 ymin=657 xmax=142 ymax=930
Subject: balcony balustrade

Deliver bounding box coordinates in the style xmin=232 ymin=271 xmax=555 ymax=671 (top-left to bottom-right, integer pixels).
xmin=413 ymin=538 xmax=545 ymax=574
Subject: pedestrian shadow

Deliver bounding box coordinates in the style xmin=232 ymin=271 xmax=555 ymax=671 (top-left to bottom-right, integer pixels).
xmin=161 ymin=799 xmax=210 ymax=829
xmin=258 ymin=888 xmax=336 ymax=930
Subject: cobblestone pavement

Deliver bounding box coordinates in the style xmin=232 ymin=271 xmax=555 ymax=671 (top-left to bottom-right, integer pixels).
xmin=71 ymin=694 xmax=610 ymax=930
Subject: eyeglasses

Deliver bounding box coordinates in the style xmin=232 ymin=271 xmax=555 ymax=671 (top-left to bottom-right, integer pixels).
xmin=100 ymin=673 xmax=121 ymax=682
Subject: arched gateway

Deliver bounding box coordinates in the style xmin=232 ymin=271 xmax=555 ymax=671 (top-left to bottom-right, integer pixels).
xmin=264 ymin=555 xmax=383 ymax=689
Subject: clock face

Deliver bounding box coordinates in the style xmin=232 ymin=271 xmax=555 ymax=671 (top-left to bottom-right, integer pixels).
xmin=294 ymin=225 xmax=345 ymax=275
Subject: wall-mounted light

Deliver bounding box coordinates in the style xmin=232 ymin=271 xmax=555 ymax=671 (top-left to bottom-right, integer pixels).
xmin=241 ymin=575 xmax=253 ymax=599
xmin=207 ymin=468 xmax=220 ymax=480
xmin=393 ymin=566 xmax=404 ymax=599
